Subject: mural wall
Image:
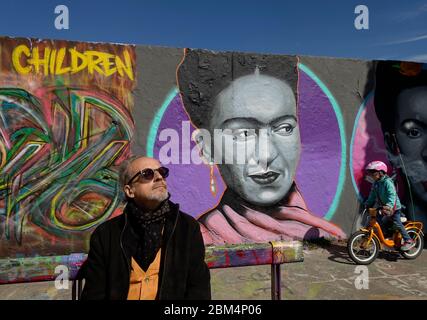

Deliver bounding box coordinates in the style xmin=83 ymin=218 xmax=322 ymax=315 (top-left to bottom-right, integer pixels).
xmin=0 ymin=36 xmax=426 ymax=262
xmin=0 ymin=37 xmax=135 ymax=257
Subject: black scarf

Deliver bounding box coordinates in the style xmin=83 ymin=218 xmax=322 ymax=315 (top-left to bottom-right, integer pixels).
xmin=127 ymin=197 xmax=170 ymax=271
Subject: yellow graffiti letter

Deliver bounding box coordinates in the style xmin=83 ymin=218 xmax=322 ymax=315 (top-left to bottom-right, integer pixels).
xmin=55 ymin=48 xmax=71 ymax=75
xmin=101 ymin=53 xmax=117 ymax=77
xmin=86 ymin=51 xmax=106 ymax=76
xmin=12 ymin=45 xmax=32 ymax=74
xmin=116 ymin=50 xmax=134 ymax=80
xmin=28 ymin=47 xmax=51 ymax=75
xmin=70 ymin=48 xmax=88 ymax=74
xmin=50 ymin=49 xmax=57 ymax=74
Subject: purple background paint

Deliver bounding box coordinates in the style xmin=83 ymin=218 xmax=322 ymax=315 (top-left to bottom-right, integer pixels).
xmin=154 ymin=69 xmax=341 ymax=218
xmin=295 ymin=70 xmax=341 ymax=217
xmin=153 ymin=95 xmax=226 ymax=219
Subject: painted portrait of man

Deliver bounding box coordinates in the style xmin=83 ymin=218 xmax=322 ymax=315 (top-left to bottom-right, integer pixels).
xmin=374 ymin=60 xmax=427 ymax=230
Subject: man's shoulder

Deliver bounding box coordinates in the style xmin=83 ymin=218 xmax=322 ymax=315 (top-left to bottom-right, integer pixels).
xmin=178 ymin=209 xmax=198 ymax=225
xmin=92 ymin=213 xmax=125 ymax=236
xmin=173 ymin=206 xmax=200 ymax=231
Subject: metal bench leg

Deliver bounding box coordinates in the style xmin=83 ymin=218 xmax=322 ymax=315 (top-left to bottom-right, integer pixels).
xmin=77 ymin=279 xmax=83 ymax=300
xmin=71 ymin=279 xmax=83 ymax=300
xmin=271 ymin=264 xmax=281 ymax=300
xmin=72 ymin=279 xmax=76 ymax=300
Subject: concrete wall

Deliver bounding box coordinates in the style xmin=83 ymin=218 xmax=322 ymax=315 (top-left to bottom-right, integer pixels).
xmin=1 ymin=36 xmax=426 ymax=263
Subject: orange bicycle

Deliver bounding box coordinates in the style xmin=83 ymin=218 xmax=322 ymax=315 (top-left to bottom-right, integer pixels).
xmin=348 ymin=208 xmax=424 ymax=265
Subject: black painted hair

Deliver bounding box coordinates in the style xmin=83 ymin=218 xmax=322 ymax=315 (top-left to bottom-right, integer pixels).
xmin=177 ymin=48 xmax=298 ymax=129
xmin=374 ymin=60 xmax=427 ymax=134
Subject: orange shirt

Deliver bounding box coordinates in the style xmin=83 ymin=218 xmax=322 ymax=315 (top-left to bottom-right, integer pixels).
xmin=127 ymin=249 xmax=161 ymax=300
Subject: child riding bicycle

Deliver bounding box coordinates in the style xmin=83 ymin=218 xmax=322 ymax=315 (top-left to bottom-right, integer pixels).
xmin=364 ymin=161 xmax=414 ymax=251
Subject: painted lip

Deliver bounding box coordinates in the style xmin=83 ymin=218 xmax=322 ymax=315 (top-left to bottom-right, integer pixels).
xmin=248 ymin=171 xmax=280 ymax=185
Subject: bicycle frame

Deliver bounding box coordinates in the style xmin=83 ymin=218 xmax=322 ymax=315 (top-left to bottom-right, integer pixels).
xmin=360 ymin=209 xmax=424 ymax=250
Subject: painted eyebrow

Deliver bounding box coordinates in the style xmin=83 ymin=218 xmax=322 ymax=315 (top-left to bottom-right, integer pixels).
xmin=400 ymin=119 xmax=427 ymax=128
xmin=270 ymin=115 xmax=298 ymax=127
xmin=220 ymin=115 xmax=297 ymax=129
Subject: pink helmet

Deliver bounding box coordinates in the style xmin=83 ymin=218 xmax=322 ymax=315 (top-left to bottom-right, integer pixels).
xmin=365 ymin=161 xmax=388 ymax=173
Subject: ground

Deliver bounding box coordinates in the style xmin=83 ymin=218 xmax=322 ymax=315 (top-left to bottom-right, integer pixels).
xmin=1 ymin=242 xmax=427 ymax=300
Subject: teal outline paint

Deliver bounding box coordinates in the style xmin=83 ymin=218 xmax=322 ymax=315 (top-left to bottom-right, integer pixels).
xmin=349 ymin=91 xmax=373 ymax=203
xmin=298 ymin=63 xmax=347 ymax=221
xmin=146 ymin=87 xmax=179 ymax=157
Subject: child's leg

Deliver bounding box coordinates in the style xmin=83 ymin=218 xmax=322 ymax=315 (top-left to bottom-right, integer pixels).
xmin=381 ymin=216 xmax=394 ymax=237
xmin=392 ymin=210 xmax=411 ymax=241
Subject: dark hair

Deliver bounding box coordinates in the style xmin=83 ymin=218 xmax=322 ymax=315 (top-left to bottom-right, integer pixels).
xmin=374 ymin=60 xmax=427 ymax=134
xmin=118 ymin=155 xmax=141 ymax=189
xmin=177 ymin=49 xmax=298 ymax=129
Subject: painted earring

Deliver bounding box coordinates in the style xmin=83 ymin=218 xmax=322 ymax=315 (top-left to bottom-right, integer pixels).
xmin=209 ymin=161 xmax=217 ymax=197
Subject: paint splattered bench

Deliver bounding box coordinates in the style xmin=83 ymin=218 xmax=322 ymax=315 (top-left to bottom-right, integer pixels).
xmin=0 ymin=240 xmax=303 ymax=300
xmin=205 ymin=240 xmax=304 ymax=300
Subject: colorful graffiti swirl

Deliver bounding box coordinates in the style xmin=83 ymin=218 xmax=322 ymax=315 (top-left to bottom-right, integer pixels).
xmin=0 ymin=87 xmax=134 ymax=253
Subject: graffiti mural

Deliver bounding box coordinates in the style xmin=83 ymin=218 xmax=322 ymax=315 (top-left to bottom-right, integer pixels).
xmin=1 ymin=36 xmax=424 ymax=264
xmin=0 ymin=37 xmax=135 ymax=258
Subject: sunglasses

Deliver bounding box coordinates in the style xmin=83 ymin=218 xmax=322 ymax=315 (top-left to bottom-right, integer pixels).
xmin=366 ymin=170 xmax=379 ymax=174
xmin=127 ymin=166 xmax=169 ymax=185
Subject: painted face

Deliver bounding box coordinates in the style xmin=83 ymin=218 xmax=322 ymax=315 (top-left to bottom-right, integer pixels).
xmin=124 ymin=157 xmax=169 ymax=209
xmin=365 ymin=170 xmax=381 ymax=183
xmin=208 ymin=73 xmax=300 ymax=206
xmin=393 ymin=86 xmax=427 ymax=202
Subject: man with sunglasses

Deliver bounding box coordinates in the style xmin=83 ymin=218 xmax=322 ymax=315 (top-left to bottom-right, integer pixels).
xmin=81 ymin=156 xmax=211 ymax=300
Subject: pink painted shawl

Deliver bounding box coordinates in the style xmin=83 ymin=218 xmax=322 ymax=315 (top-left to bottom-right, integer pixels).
xmin=198 ymin=183 xmax=346 ymax=245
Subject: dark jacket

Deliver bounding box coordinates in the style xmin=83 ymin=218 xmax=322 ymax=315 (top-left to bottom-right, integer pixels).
xmin=80 ymin=201 xmax=211 ymax=300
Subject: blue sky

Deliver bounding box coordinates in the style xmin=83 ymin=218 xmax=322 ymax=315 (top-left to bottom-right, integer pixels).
xmin=0 ymin=0 xmax=426 ymax=61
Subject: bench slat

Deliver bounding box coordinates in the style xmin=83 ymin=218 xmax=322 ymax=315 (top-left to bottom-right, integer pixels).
xmin=0 ymin=241 xmax=303 ymax=284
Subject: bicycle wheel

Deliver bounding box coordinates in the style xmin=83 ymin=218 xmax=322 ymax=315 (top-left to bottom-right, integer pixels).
xmin=401 ymin=229 xmax=424 ymax=259
xmin=347 ymin=230 xmax=380 ymax=265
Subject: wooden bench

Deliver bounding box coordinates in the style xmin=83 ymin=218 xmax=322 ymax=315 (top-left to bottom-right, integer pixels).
xmin=0 ymin=240 xmax=303 ymax=300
